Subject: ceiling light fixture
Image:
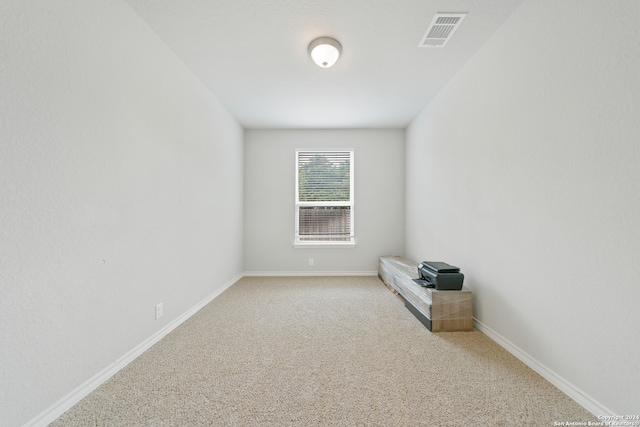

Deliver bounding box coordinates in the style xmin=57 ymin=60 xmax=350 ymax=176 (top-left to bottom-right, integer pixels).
xmin=308 ymin=37 xmax=342 ymax=68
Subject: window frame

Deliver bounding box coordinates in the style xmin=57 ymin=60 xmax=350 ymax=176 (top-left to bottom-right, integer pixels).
xmin=294 ymin=149 xmax=355 ymax=247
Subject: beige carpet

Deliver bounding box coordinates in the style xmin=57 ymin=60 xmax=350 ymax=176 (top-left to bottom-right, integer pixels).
xmin=52 ymin=276 xmax=596 ymax=426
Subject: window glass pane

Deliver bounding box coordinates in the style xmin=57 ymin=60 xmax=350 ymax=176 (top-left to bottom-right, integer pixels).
xmin=296 ymin=150 xmax=353 ymax=244
xmin=298 ymin=152 xmax=350 ymax=202
xmin=298 ymin=206 xmax=352 ymax=242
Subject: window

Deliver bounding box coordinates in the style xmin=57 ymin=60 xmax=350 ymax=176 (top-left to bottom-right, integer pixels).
xmin=295 ymin=150 xmax=354 ymax=245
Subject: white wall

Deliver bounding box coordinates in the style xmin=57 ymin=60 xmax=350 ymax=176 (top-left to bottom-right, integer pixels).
xmin=0 ymin=1 xmax=244 ymax=425
xmin=406 ymin=0 xmax=640 ymax=415
xmin=244 ymin=129 xmax=405 ymax=274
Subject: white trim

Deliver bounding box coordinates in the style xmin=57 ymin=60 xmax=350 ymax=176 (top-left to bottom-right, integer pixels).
xmin=473 ymin=317 xmax=615 ymax=417
xmin=243 ymin=270 xmax=378 ymax=277
xmin=25 ymin=273 xmax=242 ymax=427
xmin=293 ymin=241 xmax=356 ymax=249
xmin=29 ymin=274 xmax=612 ymax=425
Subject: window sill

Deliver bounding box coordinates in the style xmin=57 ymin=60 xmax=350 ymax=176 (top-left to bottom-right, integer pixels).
xmin=294 ymin=241 xmax=356 ymax=249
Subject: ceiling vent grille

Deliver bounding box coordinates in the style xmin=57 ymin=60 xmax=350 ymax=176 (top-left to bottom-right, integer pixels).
xmin=419 ymin=13 xmax=467 ymax=47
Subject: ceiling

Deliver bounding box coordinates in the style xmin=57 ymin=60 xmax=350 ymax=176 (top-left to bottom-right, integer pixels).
xmin=124 ymin=0 xmax=525 ymax=129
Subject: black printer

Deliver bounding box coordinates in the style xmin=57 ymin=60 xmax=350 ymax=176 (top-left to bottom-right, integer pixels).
xmin=414 ymin=261 xmax=464 ymax=291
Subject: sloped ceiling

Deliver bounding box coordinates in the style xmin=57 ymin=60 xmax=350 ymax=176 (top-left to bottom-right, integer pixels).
xmin=125 ymin=0 xmax=525 ymax=129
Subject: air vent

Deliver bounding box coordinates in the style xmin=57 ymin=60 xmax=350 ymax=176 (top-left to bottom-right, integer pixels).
xmin=419 ymin=13 xmax=467 ymax=47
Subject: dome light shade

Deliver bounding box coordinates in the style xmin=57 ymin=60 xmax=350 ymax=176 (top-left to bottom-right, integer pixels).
xmin=308 ymin=37 xmax=342 ymax=68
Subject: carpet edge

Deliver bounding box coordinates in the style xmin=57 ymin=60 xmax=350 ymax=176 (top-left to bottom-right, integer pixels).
xmin=474 ymin=317 xmax=615 ymax=417
xmin=243 ymin=270 xmax=378 ymax=277
xmin=24 ymin=273 xmax=243 ymax=427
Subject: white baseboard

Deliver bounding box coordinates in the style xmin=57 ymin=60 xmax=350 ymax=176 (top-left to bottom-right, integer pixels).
xmin=25 ymin=273 xmax=242 ymax=427
xmin=473 ymin=318 xmax=615 ymax=417
xmin=243 ymin=270 xmax=378 ymax=277
xmin=33 ymin=274 xmax=609 ymax=425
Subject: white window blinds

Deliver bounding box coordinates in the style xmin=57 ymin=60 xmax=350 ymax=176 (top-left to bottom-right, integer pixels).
xmin=295 ymin=150 xmax=354 ymax=244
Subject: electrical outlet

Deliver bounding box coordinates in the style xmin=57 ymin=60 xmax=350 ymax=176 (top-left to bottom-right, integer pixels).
xmin=309 ymin=258 xmax=314 ymax=266
xmin=155 ymin=303 xmax=163 ymax=320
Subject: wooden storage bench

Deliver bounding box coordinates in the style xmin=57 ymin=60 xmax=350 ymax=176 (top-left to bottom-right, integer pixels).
xmin=378 ymin=256 xmax=473 ymax=332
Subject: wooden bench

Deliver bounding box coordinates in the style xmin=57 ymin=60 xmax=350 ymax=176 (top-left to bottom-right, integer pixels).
xmin=378 ymin=256 xmax=473 ymax=332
